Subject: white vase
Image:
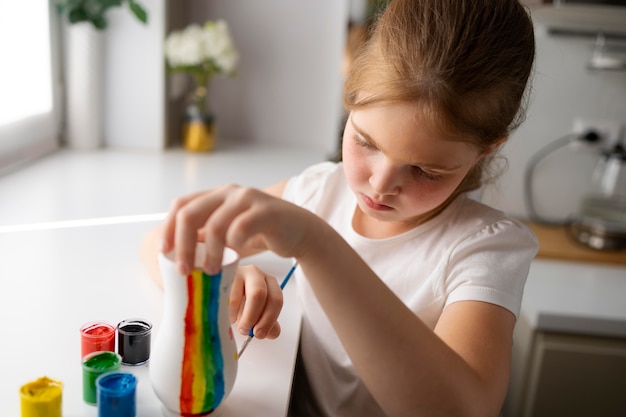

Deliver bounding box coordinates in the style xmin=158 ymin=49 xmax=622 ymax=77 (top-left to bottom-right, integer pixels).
xmin=65 ymin=23 xmax=104 ymax=149
xmin=151 ymin=245 xmax=239 ymax=417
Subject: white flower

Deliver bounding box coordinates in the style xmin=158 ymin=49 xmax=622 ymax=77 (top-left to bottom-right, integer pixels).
xmin=165 ymin=20 xmax=238 ymax=75
xmin=205 ymin=20 xmax=239 ymax=74
xmin=164 ymin=25 xmax=200 ymax=67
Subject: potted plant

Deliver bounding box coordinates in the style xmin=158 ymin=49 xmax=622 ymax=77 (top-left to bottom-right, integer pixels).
xmin=55 ymin=0 xmax=148 ymax=30
xmin=55 ymin=0 xmax=149 ymax=149
xmin=164 ymin=20 xmax=239 ymax=152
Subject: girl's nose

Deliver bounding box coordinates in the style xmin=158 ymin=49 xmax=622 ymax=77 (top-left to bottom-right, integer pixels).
xmin=369 ymin=159 xmax=401 ymax=195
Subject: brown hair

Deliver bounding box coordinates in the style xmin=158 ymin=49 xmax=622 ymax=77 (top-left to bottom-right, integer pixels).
xmin=344 ymin=0 xmax=535 ymax=193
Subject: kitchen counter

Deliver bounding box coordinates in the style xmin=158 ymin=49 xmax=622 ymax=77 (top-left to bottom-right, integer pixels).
xmin=522 ymin=259 xmax=626 ymax=338
xmin=524 ymin=221 xmax=626 ymax=266
xmin=518 ymin=221 xmax=626 ymax=337
xmin=506 ymin=235 xmax=626 ymax=417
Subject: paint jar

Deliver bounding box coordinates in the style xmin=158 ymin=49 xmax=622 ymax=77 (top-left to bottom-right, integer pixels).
xmin=80 ymin=321 xmax=116 ymax=358
xmin=20 ymin=376 xmax=62 ymax=417
xmin=82 ymin=351 xmax=121 ymax=404
xmin=117 ymin=319 xmax=152 ymax=365
xmin=96 ymin=372 xmax=137 ymax=417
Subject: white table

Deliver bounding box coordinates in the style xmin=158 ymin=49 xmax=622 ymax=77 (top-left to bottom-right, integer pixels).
xmin=0 ymin=144 xmax=328 ymax=416
xmin=0 ymin=219 xmax=301 ymax=416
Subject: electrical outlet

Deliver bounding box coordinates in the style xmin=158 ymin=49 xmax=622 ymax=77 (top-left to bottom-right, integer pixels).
xmin=572 ymin=117 xmax=624 ymax=149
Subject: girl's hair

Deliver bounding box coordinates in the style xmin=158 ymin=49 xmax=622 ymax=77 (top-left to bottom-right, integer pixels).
xmin=344 ymin=0 xmax=535 ymax=194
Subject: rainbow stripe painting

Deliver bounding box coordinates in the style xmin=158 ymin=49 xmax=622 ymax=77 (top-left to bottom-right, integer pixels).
xmin=180 ymin=269 xmax=225 ymax=415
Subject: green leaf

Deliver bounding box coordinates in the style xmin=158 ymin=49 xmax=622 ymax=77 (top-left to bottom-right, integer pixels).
xmin=68 ymin=9 xmax=88 ymax=24
xmin=93 ymin=15 xmax=108 ymax=30
xmin=58 ymin=0 xmax=147 ymax=29
xmin=128 ymin=1 xmax=148 ymax=24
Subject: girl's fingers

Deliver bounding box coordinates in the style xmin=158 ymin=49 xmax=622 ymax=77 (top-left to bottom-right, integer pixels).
xmin=160 ymin=191 xmax=206 ymax=255
xmin=229 ymin=268 xmax=246 ymax=324
xmin=200 ymin=186 xmax=250 ymax=274
xmin=173 ymin=191 xmax=228 ymax=275
xmin=161 ymin=185 xmax=287 ymax=276
xmin=234 ymin=268 xmax=283 ymax=339
xmin=246 ymin=273 xmax=284 ymax=339
xmin=266 ymin=322 xmax=282 ymax=340
xmin=235 ymin=273 xmax=269 ymax=336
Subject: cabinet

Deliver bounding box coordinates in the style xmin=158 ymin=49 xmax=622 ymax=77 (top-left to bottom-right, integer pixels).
xmin=503 ymin=259 xmax=626 ymax=417
xmin=508 ymin=331 xmax=626 ymax=417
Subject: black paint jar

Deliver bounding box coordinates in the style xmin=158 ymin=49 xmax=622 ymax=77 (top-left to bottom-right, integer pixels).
xmin=117 ymin=319 xmax=152 ymax=365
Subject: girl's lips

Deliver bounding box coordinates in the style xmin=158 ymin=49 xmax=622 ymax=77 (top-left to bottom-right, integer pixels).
xmin=361 ymin=193 xmax=393 ymax=211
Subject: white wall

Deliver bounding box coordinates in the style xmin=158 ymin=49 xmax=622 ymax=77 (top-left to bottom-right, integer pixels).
xmin=185 ymin=0 xmax=349 ymax=156
xmin=482 ymin=24 xmax=626 ymax=220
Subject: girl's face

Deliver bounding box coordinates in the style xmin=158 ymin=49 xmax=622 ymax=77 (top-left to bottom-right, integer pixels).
xmin=342 ymin=102 xmax=487 ymax=236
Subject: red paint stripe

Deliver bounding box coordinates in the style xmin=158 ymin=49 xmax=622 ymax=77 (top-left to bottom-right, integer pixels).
xmin=180 ymin=274 xmax=196 ymax=413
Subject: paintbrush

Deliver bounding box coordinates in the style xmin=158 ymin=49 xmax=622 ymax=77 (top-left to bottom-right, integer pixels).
xmin=236 ymin=262 xmax=298 ymax=360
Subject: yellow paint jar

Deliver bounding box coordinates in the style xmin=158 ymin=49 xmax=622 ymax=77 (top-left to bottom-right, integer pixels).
xmin=20 ymin=376 xmax=62 ymax=417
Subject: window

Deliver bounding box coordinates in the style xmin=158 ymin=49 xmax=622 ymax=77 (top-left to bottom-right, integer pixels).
xmin=0 ymin=1 xmax=61 ymax=174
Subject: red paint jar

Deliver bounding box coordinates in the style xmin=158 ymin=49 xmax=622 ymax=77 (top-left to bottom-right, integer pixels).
xmin=80 ymin=321 xmax=116 ymax=358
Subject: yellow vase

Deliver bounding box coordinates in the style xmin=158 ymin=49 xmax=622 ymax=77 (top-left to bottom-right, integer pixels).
xmin=183 ymin=116 xmax=216 ymax=152
xmin=182 ymin=86 xmax=216 ymax=152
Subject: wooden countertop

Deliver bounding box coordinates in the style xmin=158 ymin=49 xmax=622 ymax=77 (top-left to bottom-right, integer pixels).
xmin=524 ymin=221 xmax=626 ymax=266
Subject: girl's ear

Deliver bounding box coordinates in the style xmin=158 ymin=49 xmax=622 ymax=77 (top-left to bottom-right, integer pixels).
xmin=482 ymin=137 xmax=508 ymax=157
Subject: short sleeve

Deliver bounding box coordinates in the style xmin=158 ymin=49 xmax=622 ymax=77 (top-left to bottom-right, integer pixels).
xmin=442 ymin=219 xmax=538 ymax=318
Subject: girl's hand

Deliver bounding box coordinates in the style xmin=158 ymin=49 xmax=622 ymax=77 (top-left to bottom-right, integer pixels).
xmin=229 ymin=265 xmax=283 ymax=338
xmin=159 ymin=184 xmax=318 ymax=276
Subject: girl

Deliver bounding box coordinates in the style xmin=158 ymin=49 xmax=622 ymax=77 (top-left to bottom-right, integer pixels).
xmin=146 ymin=1 xmax=538 ymax=416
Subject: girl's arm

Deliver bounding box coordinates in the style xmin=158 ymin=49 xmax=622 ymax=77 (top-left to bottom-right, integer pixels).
xmin=296 ymin=222 xmax=513 ymax=417
xmin=160 ymin=184 xmax=513 ymax=417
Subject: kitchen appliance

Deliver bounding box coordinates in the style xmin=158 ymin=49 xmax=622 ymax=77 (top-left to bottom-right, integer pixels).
xmin=571 ymin=142 xmax=626 ymax=250
xmin=525 ymin=131 xmax=626 ymax=251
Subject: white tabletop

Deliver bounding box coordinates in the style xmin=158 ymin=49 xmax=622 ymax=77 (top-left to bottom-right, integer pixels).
xmin=0 ymin=143 xmax=329 ymax=226
xmin=0 ymin=219 xmax=301 ymax=416
xmin=0 ymin=144 xmax=327 ymax=416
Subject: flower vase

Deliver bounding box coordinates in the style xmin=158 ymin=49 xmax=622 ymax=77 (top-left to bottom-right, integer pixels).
xmin=182 ymin=87 xmax=216 ymax=152
xmin=151 ymin=245 xmax=239 ymax=417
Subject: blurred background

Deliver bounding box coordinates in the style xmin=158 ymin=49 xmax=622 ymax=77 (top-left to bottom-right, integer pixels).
xmin=1 ymin=0 xmax=625 ymax=221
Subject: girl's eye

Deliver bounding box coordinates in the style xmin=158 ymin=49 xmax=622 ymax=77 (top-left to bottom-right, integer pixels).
xmin=354 ymin=135 xmax=376 ymax=150
xmin=352 ymin=134 xmax=443 ymax=181
xmin=412 ymin=166 xmax=443 ymax=182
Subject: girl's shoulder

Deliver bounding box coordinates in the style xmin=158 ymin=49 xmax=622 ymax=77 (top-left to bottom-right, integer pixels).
xmin=282 ymin=161 xmax=344 ymax=206
xmin=441 ymin=195 xmax=538 ymax=255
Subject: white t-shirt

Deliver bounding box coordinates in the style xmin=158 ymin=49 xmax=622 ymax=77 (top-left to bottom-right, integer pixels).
xmin=283 ymin=162 xmax=538 ymax=417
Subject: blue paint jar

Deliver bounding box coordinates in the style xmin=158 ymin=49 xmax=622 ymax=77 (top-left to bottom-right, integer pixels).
xmin=96 ymin=372 xmax=137 ymax=417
